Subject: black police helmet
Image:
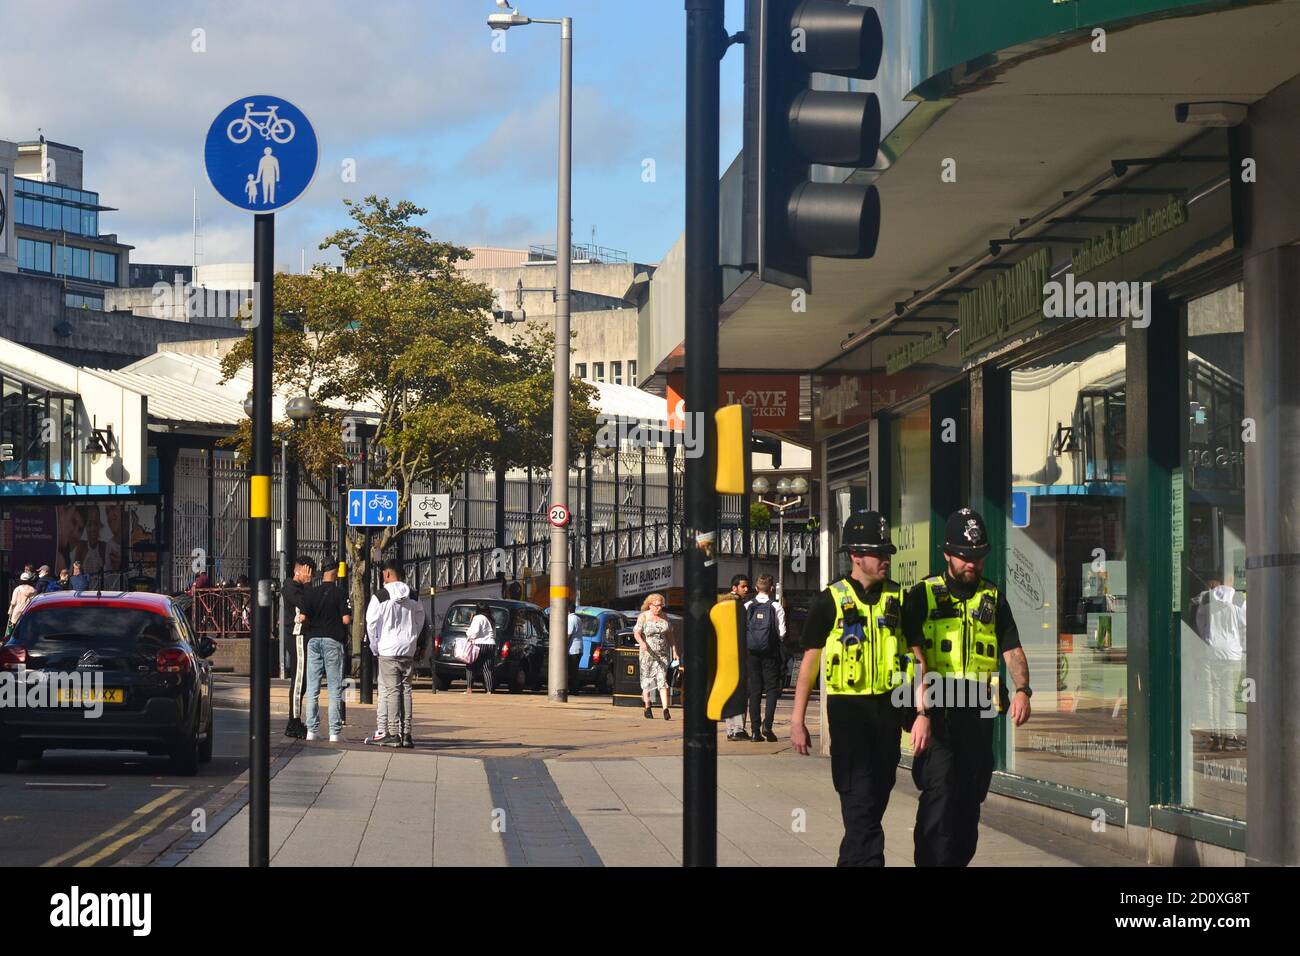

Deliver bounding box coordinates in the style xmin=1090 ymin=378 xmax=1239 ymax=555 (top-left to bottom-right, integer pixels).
xmin=943 ymin=507 xmax=991 ymax=559
xmin=839 ymin=510 xmax=897 ymax=555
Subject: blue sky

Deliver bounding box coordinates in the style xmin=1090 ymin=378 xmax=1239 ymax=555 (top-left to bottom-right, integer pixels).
xmin=0 ymin=0 xmax=746 ymax=269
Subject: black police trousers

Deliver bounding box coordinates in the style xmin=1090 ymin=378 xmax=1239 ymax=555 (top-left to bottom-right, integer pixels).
xmin=828 ymin=694 xmax=902 ymax=866
xmin=911 ymin=706 xmax=995 ymax=867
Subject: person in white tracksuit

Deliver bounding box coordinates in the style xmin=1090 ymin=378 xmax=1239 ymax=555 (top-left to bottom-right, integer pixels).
xmin=365 ymin=560 xmax=426 ymax=748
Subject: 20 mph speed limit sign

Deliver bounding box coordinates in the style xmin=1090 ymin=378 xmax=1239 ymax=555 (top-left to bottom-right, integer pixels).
xmin=548 ymin=504 xmax=571 ymax=528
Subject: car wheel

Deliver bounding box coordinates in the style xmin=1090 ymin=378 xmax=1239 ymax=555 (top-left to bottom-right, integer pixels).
xmin=530 ymin=666 xmax=545 ymax=694
xmin=508 ymin=666 xmax=526 ymax=694
xmin=602 ymin=669 xmax=615 ymax=695
xmin=198 ymin=722 xmax=214 ymax=763
xmin=170 ymin=720 xmax=201 ymax=777
xmin=436 ymin=673 xmax=454 ymax=691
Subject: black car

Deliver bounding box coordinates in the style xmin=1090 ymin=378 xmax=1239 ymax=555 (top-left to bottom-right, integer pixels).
xmin=0 ymin=591 xmax=216 ymax=775
xmin=429 ymin=599 xmax=548 ymax=694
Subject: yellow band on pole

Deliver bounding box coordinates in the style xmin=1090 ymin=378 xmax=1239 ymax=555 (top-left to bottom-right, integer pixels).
xmin=250 ymin=475 xmax=271 ymax=518
xmin=550 ymin=586 xmax=571 ymax=600
xmin=337 ymin=562 xmax=347 ymax=579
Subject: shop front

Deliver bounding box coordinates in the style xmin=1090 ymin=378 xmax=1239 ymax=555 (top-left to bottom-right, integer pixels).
xmin=814 ymin=129 xmax=1249 ymax=854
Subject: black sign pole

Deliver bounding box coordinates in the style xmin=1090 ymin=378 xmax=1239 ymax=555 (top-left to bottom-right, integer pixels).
xmin=683 ymin=0 xmax=722 ymax=867
xmin=249 ymin=211 xmax=274 ymax=867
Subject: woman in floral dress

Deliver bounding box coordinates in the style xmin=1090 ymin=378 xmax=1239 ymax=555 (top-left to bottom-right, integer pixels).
xmin=634 ymin=592 xmax=677 ymax=720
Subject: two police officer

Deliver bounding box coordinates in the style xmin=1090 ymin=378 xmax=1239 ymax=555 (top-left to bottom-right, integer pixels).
xmin=791 ymin=510 xmax=912 ymax=866
xmin=906 ymin=507 xmax=1031 ymax=867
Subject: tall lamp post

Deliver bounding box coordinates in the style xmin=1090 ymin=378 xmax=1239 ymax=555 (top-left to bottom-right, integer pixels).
xmin=283 ymin=396 xmax=314 ymax=677
xmin=753 ymin=475 xmax=808 ymax=602
xmin=487 ymin=2 xmax=573 ymax=702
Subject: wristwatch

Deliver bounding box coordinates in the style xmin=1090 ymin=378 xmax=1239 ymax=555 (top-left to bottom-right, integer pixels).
xmin=1016 ymin=685 xmax=1033 ymax=698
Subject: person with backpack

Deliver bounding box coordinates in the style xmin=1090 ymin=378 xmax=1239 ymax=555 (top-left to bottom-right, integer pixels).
xmin=745 ymin=574 xmax=787 ymax=742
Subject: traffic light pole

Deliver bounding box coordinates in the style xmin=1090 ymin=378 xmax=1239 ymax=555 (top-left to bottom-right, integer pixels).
xmin=249 ymin=212 xmax=274 ymax=868
xmin=683 ymin=0 xmax=723 ymax=868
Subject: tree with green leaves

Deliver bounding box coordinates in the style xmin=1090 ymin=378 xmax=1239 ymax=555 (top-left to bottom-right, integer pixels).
xmin=220 ymin=195 xmax=598 ymax=656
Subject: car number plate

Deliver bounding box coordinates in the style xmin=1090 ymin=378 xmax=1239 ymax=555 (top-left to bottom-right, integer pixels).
xmin=56 ymin=688 xmax=124 ymax=704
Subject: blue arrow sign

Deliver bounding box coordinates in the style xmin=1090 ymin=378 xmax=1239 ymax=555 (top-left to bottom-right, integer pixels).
xmin=348 ymin=489 xmax=399 ymax=527
xmin=204 ymin=95 xmax=318 ymax=213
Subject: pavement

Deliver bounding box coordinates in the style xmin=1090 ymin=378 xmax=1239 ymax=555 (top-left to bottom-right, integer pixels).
xmin=163 ymin=676 xmax=1141 ymax=867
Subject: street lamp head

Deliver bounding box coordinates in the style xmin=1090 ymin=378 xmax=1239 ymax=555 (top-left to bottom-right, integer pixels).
xmin=776 ymin=478 xmax=793 ymax=496
xmin=487 ymin=11 xmax=530 ymax=29
xmin=242 ymin=392 xmax=254 ymax=419
xmin=286 ymin=395 xmax=316 ymax=423
xmin=791 ymin=476 xmax=809 ymax=496
xmin=752 ymin=476 xmax=770 ymax=495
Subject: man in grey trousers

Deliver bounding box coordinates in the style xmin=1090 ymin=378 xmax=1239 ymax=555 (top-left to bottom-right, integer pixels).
xmin=365 ymin=559 xmax=426 ymax=748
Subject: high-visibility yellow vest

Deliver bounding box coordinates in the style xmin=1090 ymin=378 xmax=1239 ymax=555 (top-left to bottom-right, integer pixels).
xmin=823 ymin=579 xmax=913 ymax=695
xmin=918 ymin=575 xmax=1000 ymax=680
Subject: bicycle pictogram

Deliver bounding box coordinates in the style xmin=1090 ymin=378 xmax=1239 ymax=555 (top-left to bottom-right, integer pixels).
xmin=227 ymin=102 xmax=297 ymax=145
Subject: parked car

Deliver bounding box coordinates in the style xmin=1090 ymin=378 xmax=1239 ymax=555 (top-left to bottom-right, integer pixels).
xmin=568 ymin=607 xmax=625 ymax=694
xmin=429 ymin=599 xmax=548 ymax=694
xmin=0 ymin=590 xmax=216 ymax=775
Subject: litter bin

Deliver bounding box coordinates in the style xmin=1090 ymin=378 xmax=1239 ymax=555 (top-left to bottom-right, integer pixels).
xmin=612 ymin=646 xmax=642 ymax=707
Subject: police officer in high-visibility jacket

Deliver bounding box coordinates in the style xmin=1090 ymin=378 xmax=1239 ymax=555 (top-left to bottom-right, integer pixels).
xmin=905 ymin=507 xmax=1032 ymax=867
xmin=791 ymin=510 xmax=913 ymax=866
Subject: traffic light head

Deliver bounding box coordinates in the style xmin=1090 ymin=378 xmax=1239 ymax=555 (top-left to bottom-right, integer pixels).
xmin=744 ymin=0 xmax=885 ymax=290
xmin=714 ymin=404 xmax=752 ymax=495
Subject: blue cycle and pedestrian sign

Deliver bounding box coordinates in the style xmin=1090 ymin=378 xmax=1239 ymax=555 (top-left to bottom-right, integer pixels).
xmin=348 ymin=490 xmax=399 ymax=527
xmin=204 ymin=95 xmax=318 ymax=213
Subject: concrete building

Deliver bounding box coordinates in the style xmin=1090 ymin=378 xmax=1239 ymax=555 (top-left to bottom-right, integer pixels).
xmin=0 ymin=137 xmax=243 ymax=366
xmin=636 ymin=0 xmax=1300 ymax=865
xmin=460 ymin=244 xmax=651 ymax=387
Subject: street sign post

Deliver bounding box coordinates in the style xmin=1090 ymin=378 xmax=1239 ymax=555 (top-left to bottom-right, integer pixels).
xmin=205 ymin=94 xmax=317 ymax=870
xmin=347 ymin=489 xmax=400 ymax=527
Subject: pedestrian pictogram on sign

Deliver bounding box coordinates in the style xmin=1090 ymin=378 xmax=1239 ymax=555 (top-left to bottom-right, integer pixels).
xmin=348 ymin=489 xmax=399 ymax=527
xmin=548 ymin=504 xmax=570 ymax=528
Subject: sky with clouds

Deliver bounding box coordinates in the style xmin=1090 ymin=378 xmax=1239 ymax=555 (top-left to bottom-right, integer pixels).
xmin=0 ymin=0 xmax=745 ymax=271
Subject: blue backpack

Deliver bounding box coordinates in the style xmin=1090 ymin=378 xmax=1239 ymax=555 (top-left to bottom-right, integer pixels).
xmin=746 ymin=600 xmax=777 ymax=653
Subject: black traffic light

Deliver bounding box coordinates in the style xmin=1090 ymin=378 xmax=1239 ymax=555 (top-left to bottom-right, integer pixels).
xmin=743 ymin=0 xmax=884 ymax=290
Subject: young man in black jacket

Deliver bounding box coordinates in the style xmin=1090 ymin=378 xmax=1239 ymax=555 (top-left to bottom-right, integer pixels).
xmin=281 ymin=556 xmax=316 ymax=739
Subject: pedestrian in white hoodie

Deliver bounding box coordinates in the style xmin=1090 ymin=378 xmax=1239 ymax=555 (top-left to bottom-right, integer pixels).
xmin=365 ymin=559 xmax=426 ymax=748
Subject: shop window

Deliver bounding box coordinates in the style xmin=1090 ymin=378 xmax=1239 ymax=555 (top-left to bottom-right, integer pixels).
xmin=1005 ymin=329 xmax=1128 ymax=798
xmin=1178 ymin=284 xmax=1247 ymax=822
xmin=888 ymin=404 xmax=930 ymax=590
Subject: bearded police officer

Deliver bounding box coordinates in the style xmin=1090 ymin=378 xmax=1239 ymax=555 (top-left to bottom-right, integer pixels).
xmin=791 ymin=510 xmax=914 ymax=866
xmin=905 ymin=507 xmax=1031 ymax=867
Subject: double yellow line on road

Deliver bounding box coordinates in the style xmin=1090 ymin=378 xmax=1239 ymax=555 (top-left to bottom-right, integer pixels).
xmin=41 ymin=788 xmax=190 ymax=868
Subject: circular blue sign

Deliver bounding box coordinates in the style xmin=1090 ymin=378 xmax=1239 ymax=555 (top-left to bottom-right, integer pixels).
xmin=204 ymin=95 xmax=318 ymax=213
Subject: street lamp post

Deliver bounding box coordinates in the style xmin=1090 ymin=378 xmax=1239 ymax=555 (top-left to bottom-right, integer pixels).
xmin=283 ymin=396 xmax=314 ymax=679
xmin=487 ymin=2 xmax=573 ymax=702
xmin=753 ymin=475 xmax=808 ymax=602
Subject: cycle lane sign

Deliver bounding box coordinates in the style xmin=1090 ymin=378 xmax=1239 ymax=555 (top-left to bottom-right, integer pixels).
xmin=348 ymin=489 xmax=399 ymax=527
xmin=204 ymin=95 xmax=318 ymax=213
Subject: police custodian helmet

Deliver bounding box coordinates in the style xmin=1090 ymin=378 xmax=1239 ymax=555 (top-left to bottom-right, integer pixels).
xmin=839 ymin=510 xmax=897 ymax=555
xmin=942 ymin=507 xmax=991 ymax=559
